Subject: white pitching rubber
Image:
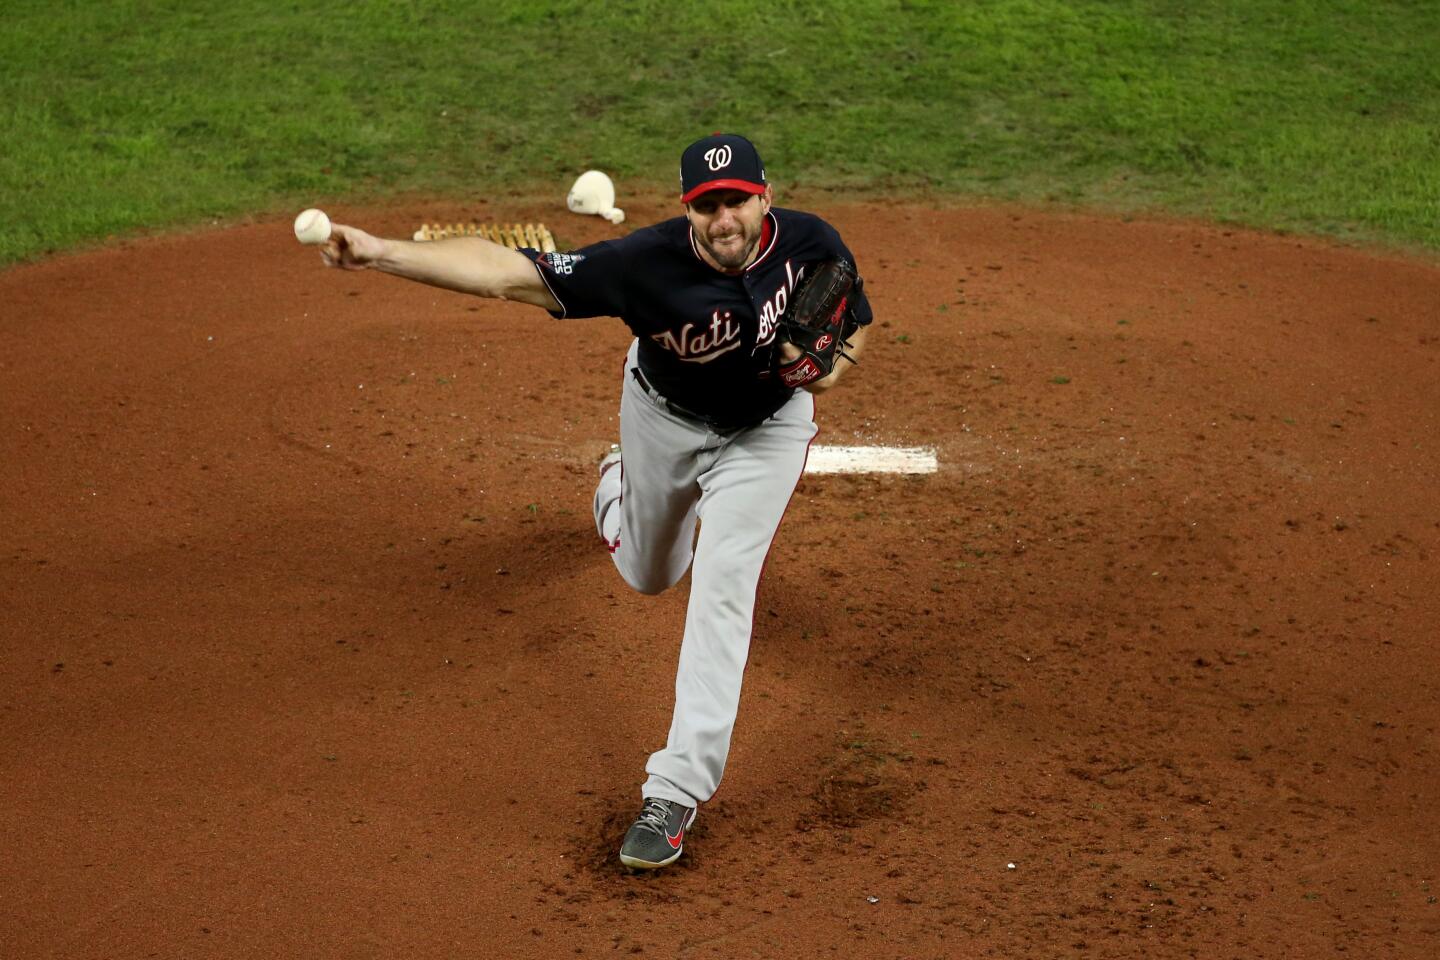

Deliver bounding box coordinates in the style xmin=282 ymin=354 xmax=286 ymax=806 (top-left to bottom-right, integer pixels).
xmin=804 ymin=445 xmax=939 ymax=475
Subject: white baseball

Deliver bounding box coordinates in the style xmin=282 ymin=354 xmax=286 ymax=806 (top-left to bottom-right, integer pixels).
xmin=294 ymin=208 xmax=332 ymax=245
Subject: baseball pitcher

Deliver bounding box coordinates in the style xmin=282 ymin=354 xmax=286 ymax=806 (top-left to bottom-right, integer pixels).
xmin=312 ymin=133 xmax=872 ymax=870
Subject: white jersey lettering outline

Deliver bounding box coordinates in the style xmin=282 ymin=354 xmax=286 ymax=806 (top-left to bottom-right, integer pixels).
xmin=754 ymin=259 xmax=804 ymax=352
xmin=651 ymin=309 xmax=743 ymax=363
xmin=650 ymin=259 xmax=814 ymax=363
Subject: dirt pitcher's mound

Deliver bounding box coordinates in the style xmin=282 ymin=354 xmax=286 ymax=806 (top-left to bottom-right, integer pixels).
xmin=2 ymin=201 xmax=1437 ymax=958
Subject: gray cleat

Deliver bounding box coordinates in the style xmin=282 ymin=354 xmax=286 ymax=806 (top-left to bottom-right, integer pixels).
xmin=619 ymin=797 xmax=696 ymax=870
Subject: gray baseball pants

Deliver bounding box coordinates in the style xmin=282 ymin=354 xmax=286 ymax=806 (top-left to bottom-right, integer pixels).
xmin=594 ymin=340 xmax=816 ymax=808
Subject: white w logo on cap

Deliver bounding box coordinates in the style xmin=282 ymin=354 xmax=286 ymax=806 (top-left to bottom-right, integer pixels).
xmin=703 ymin=145 xmax=733 ymax=171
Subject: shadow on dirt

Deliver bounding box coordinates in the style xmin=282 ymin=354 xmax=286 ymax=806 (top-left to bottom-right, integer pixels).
xmin=803 ymin=734 xmax=925 ymax=831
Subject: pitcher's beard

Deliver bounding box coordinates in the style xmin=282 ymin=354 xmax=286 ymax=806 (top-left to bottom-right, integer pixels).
xmin=698 ymin=232 xmax=759 ymax=271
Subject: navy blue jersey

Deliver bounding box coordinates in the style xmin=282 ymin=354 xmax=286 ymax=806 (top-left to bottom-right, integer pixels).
xmin=528 ymin=207 xmax=873 ymax=428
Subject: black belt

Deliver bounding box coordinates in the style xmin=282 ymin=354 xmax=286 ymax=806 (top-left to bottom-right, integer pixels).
xmin=631 ymin=366 xmax=755 ymax=434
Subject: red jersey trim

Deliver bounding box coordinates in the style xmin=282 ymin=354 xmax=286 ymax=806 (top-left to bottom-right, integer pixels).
xmin=686 ymin=211 xmax=779 ymax=273
xmin=746 ymin=213 xmax=779 ymax=272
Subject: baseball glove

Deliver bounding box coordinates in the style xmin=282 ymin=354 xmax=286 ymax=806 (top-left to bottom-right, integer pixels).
xmin=774 ymin=258 xmax=861 ymax=388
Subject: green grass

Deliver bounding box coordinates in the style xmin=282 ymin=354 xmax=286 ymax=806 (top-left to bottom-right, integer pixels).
xmin=3 ymin=0 xmax=1438 ymax=265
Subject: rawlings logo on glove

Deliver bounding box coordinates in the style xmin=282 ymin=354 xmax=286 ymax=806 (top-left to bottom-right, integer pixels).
xmin=774 ymin=258 xmax=860 ymax=388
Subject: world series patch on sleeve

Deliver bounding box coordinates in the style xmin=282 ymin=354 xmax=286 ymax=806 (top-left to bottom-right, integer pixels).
xmin=774 ymin=258 xmax=861 ymax=388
